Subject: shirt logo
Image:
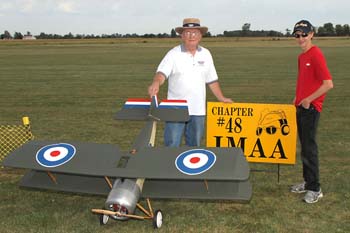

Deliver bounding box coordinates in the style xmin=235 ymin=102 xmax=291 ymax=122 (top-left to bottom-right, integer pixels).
xmin=306 ymin=63 xmax=311 ymax=67
xmin=197 ymin=61 xmax=205 ymax=66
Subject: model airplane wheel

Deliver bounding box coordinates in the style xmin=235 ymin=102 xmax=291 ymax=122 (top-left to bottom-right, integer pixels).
xmin=152 ymin=209 xmax=163 ymax=229
xmin=99 ymin=213 xmax=109 ymax=225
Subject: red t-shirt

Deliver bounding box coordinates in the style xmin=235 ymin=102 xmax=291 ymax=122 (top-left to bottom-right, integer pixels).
xmin=295 ymin=46 xmax=332 ymax=112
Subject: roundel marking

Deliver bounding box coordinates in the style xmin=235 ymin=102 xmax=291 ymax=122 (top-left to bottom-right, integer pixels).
xmin=36 ymin=143 xmax=76 ymax=168
xmin=175 ymin=149 xmax=216 ymax=175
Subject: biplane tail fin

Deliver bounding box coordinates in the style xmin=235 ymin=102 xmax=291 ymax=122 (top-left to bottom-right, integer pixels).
xmin=115 ymin=95 xmax=189 ymax=122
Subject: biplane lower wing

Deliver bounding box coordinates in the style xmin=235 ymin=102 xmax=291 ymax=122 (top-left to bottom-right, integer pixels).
xmin=143 ymin=179 xmax=252 ymax=201
xmin=4 ymin=140 xmax=252 ymax=201
xmin=18 ymin=171 xmax=251 ymax=201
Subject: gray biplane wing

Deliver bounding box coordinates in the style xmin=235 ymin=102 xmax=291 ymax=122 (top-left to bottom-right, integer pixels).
xmin=3 ymin=140 xmax=251 ymax=201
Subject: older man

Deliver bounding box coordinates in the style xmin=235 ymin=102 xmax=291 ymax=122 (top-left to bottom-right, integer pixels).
xmin=148 ymin=18 xmax=232 ymax=147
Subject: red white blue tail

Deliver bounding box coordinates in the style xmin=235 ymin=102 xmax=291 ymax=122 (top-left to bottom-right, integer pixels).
xmin=115 ymin=96 xmax=189 ymax=122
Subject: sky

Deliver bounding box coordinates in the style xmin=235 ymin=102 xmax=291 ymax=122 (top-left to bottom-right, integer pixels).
xmin=0 ymin=0 xmax=349 ymax=36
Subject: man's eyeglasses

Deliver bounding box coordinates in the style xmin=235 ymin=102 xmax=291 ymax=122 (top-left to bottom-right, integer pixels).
xmin=183 ymin=31 xmax=201 ymax=37
xmin=295 ymin=33 xmax=308 ymax=38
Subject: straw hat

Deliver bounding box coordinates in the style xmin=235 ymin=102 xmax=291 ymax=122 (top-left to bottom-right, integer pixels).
xmin=175 ymin=18 xmax=208 ymax=35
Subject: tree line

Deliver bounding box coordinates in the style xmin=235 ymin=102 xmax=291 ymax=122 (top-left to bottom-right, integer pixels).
xmin=1 ymin=22 xmax=349 ymax=40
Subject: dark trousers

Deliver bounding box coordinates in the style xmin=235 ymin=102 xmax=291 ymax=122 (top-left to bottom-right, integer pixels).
xmin=296 ymin=105 xmax=321 ymax=192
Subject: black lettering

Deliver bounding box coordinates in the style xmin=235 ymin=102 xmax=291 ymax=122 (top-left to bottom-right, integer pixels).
xmin=226 ymin=136 xmax=247 ymax=153
xmin=248 ymin=108 xmax=253 ymax=116
xmin=234 ymin=118 xmax=242 ymax=133
xmin=248 ymin=138 xmax=266 ymax=158
xmin=225 ymin=118 xmax=233 ymax=133
xmin=214 ymin=136 xmax=222 ymax=147
xmin=269 ymin=139 xmax=287 ymax=159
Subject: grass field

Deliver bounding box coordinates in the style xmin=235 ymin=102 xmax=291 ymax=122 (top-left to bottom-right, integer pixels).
xmin=0 ymin=37 xmax=349 ymax=233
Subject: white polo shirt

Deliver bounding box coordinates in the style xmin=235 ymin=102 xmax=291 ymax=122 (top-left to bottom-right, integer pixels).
xmin=156 ymin=44 xmax=218 ymax=115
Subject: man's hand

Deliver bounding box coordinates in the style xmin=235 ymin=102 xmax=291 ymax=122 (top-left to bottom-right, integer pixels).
xmin=219 ymin=97 xmax=233 ymax=103
xmin=148 ymin=72 xmax=166 ymax=97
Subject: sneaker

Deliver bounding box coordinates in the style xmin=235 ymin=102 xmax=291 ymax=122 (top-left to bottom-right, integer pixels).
xmin=303 ymin=190 xmax=323 ymax=204
xmin=290 ymin=182 xmax=307 ymax=193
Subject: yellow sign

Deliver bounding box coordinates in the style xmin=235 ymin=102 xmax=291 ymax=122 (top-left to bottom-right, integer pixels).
xmin=206 ymin=102 xmax=297 ymax=164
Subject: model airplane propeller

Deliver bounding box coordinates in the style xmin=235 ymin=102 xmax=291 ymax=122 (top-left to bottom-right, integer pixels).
xmin=3 ymin=96 xmax=252 ymax=229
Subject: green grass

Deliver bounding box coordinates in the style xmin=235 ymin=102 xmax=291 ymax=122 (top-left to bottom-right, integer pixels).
xmin=1 ymin=38 xmax=349 ymax=232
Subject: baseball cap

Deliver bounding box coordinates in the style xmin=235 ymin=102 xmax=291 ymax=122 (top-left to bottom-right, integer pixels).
xmin=292 ymin=20 xmax=314 ymax=34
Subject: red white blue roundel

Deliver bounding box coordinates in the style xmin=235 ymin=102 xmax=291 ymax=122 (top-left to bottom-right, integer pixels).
xmin=36 ymin=143 xmax=76 ymax=168
xmin=175 ymin=149 xmax=216 ymax=175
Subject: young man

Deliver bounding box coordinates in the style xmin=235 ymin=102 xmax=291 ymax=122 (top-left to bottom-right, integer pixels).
xmin=290 ymin=20 xmax=333 ymax=203
xmin=148 ymin=18 xmax=232 ymax=147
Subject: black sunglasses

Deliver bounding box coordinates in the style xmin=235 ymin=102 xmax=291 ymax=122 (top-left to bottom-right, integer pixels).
xmin=256 ymin=126 xmax=278 ymax=136
xmin=295 ymin=33 xmax=308 ymax=38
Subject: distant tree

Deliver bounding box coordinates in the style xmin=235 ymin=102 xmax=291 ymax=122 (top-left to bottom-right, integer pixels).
xmin=171 ymin=29 xmax=177 ymax=38
xmin=124 ymin=33 xmax=139 ymax=38
xmin=323 ymin=23 xmax=335 ymax=36
xmin=223 ymin=29 xmax=282 ymax=37
xmin=53 ymin=34 xmax=63 ymax=39
xmin=157 ymin=33 xmax=170 ymax=38
xmin=26 ymin=31 xmax=32 ymax=36
xmin=316 ymin=26 xmax=326 ymax=36
xmin=14 ymin=32 xmax=23 ymax=39
xmin=63 ymin=32 xmax=74 ymax=39
xmin=203 ymin=31 xmax=212 ymax=37
xmin=242 ymin=23 xmax=251 ymax=31
xmin=335 ymin=24 xmax=344 ymax=36
xmin=343 ymin=24 xmax=350 ymax=36
xmin=266 ymin=30 xmax=283 ymax=37
xmin=223 ymin=30 xmax=241 ymax=37
xmin=285 ymin=28 xmax=291 ymax=37
xmin=143 ymin=33 xmax=156 ymax=38
xmin=101 ymin=34 xmax=111 ymax=38
xmin=36 ymin=32 xmax=47 ymax=39
xmin=110 ymin=33 xmax=122 ymax=38
xmin=2 ymin=30 xmax=12 ymax=39
xmin=84 ymin=34 xmax=94 ymax=39
xmin=241 ymin=23 xmax=251 ymax=36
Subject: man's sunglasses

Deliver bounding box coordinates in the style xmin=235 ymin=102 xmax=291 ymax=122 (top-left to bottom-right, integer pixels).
xmin=295 ymin=33 xmax=308 ymax=38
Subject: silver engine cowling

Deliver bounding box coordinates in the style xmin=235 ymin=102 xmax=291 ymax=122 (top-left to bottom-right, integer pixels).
xmin=105 ymin=178 xmax=141 ymax=220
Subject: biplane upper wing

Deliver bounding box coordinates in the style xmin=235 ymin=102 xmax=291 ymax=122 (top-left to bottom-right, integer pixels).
xmin=3 ymin=140 xmax=248 ymax=181
xmin=130 ymin=147 xmax=249 ymax=180
xmin=2 ymin=140 xmax=124 ymax=177
xmin=115 ymin=96 xmax=190 ymax=122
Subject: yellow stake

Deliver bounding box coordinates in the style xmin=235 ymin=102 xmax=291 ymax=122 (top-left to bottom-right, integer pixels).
xmin=22 ymin=116 xmax=30 ymax=125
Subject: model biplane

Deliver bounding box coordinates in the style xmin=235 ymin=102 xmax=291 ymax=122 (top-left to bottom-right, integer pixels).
xmin=3 ymin=96 xmax=252 ymax=229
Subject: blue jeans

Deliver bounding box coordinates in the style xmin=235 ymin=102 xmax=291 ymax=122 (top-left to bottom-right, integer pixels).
xmin=164 ymin=116 xmax=205 ymax=147
xmin=297 ymin=105 xmax=320 ymax=192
